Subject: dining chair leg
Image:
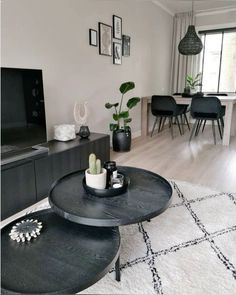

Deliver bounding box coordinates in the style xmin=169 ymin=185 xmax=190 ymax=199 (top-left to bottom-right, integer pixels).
xmin=195 ymin=120 xmax=202 ymax=136
xmin=151 ymin=117 xmax=158 ymax=137
xmin=184 ymin=113 xmax=190 ymax=131
xmin=189 ymin=120 xmax=198 ymax=142
xmin=161 ymin=117 xmax=166 ymax=131
xmin=169 ymin=117 xmax=174 ymax=139
xmin=158 ymin=117 xmax=163 ymax=133
xmin=202 ymin=120 xmax=206 ymax=133
xmin=212 ymin=120 xmax=216 ymax=145
xmin=217 ymin=119 xmax=222 ymax=139
xmin=176 ymin=116 xmax=182 ymax=135
xmin=220 ymin=117 xmax=224 ymax=131
xmin=180 ymin=115 xmax=185 ymax=134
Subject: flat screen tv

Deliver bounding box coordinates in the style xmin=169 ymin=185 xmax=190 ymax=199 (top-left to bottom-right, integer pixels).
xmin=1 ymin=67 xmax=47 ymax=155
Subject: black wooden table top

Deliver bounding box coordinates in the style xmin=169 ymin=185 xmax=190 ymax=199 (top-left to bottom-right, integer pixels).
xmin=49 ymin=166 xmax=172 ymax=227
xmin=1 ymin=209 xmax=120 ymax=294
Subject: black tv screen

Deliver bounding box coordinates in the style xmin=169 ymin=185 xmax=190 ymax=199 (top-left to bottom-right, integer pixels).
xmin=1 ymin=67 xmax=47 ymax=154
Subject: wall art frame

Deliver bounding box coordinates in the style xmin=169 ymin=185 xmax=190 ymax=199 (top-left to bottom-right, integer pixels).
xmin=98 ymin=22 xmax=112 ymax=56
xmin=122 ymin=35 xmax=131 ymax=57
xmin=113 ymin=15 xmax=122 ymax=40
xmin=89 ymin=29 xmax=97 ymax=47
xmin=113 ymin=42 xmax=122 ymax=65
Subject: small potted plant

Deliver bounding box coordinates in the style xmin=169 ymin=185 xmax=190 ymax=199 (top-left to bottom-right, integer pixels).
xmin=184 ymin=72 xmax=202 ymax=95
xmin=85 ymin=153 xmax=107 ymax=189
xmin=105 ymin=81 xmax=140 ymax=152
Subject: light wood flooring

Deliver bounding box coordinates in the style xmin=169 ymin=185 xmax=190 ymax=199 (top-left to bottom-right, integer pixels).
xmin=111 ymin=124 xmax=236 ymax=192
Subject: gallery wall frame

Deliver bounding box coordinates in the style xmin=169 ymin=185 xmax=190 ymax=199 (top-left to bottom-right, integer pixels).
xmin=122 ymin=35 xmax=131 ymax=57
xmin=89 ymin=29 xmax=97 ymax=46
xmin=113 ymin=15 xmax=122 ymax=40
xmin=113 ymin=42 xmax=122 ymax=65
xmin=98 ymin=22 xmax=112 ymax=56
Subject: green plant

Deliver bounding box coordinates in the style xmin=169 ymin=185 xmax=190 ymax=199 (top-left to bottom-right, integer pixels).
xmin=186 ymin=73 xmax=202 ymax=90
xmin=89 ymin=153 xmax=101 ymax=174
xmin=105 ymin=81 xmax=140 ymax=131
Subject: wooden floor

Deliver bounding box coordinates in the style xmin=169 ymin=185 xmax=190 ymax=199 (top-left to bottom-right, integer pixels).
xmin=111 ymin=124 xmax=236 ymax=192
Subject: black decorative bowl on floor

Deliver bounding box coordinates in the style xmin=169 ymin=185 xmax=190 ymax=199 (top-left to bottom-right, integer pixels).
xmin=83 ymin=173 xmax=129 ymax=198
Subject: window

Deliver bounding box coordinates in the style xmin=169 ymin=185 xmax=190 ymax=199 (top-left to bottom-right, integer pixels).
xmin=199 ymin=28 xmax=236 ymax=93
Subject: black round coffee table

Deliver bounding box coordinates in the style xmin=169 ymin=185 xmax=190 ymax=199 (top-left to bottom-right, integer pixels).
xmin=49 ymin=166 xmax=172 ymax=227
xmin=1 ymin=209 xmax=120 ymax=294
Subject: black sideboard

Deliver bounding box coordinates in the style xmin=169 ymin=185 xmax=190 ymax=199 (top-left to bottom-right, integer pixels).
xmin=1 ymin=133 xmax=110 ymax=220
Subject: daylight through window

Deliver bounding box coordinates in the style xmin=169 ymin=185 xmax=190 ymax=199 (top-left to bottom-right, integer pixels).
xmin=199 ymin=28 xmax=236 ymax=93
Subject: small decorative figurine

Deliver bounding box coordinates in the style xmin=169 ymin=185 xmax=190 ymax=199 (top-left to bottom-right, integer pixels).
xmin=73 ymin=100 xmax=90 ymax=138
xmin=9 ymin=219 xmax=43 ymax=243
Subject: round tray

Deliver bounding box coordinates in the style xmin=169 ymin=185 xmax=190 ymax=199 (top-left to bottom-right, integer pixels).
xmin=82 ymin=173 xmax=129 ymax=198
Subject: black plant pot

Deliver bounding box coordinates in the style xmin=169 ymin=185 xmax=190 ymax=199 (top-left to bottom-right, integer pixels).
xmin=112 ymin=129 xmax=131 ymax=152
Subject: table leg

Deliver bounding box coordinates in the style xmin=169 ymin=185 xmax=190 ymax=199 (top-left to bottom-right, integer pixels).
xmin=115 ymin=256 xmax=121 ymax=282
xmin=141 ymin=97 xmax=149 ymax=137
xmin=223 ymin=102 xmax=233 ymax=146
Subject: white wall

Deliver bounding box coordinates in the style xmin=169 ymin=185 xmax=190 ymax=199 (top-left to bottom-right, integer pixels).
xmin=1 ymin=0 xmax=173 ymax=139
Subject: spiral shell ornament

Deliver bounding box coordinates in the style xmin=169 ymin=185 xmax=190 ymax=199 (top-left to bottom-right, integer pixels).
xmin=9 ymin=219 xmax=43 ymax=243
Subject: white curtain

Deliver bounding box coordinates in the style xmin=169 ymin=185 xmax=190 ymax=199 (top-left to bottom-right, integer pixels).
xmin=170 ymin=12 xmax=201 ymax=94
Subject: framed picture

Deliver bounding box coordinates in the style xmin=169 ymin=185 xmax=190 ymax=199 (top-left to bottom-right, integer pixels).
xmin=98 ymin=22 xmax=112 ymax=56
xmin=89 ymin=29 xmax=97 ymax=46
xmin=113 ymin=42 xmax=122 ymax=65
xmin=122 ymin=35 xmax=131 ymax=56
xmin=113 ymin=15 xmax=122 ymax=40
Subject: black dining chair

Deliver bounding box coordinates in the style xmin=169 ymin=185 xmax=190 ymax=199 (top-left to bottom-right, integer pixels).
xmin=189 ymin=96 xmax=225 ymax=144
xmin=151 ymin=95 xmax=187 ymax=138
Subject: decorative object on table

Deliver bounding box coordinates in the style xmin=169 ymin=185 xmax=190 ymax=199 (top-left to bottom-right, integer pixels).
xmin=122 ymin=35 xmax=131 ymax=57
xmin=104 ymin=161 xmax=118 ymax=188
xmin=54 ymin=124 xmax=76 ymax=141
xmin=184 ymin=72 xmax=202 ymax=95
xmin=178 ymin=0 xmax=203 ymax=55
xmin=78 ymin=125 xmax=90 ymax=139
xmin=113 ymin=42 xmax=122 ymax=65
xmin=110 ymin=173 xmax=124 ymax=188
xmin=89 ymin=29 xmax=97 ymax=46
xmin=73 ymin=101 xmax=90 ymax=138
xmin=98 ymin=22 xmax=112 ymax=56
xmin=113 ymin=15 xmax=122 ymax=40
xmin=105 ymin=81 xmax=140 ymax=152
xmin=85 ymin=153 xmax=107 ymax=189
xmin=83 ymin=172 xmax=128 ymax=197
xmin=9 ymin=219 xmax=42 ymax=243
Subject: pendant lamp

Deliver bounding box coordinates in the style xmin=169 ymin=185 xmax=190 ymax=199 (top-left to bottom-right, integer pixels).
xmin=178 ymin=0 xmax=203 ymax=55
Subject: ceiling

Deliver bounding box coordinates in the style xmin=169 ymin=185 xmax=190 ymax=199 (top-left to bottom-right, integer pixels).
xmin=153 ymin=0 xmax=236 ymax=15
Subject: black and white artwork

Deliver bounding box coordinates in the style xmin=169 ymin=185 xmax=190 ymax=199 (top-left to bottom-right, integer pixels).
xmin=122 ymin=35 xmax=131 ymax=56
xmin=89 ymin=29 xmax=97 ymax=46
xmin=113 ymin=42 xmax=122 ymax=65
xmin=113 ymin=15 xmax=122 ymax=40
xmin=99 ymin=22 xmax=112 ymax=56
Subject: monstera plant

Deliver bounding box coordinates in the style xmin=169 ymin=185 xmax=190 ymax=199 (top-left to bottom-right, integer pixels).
xmin=105 ymin=81 xmax=140 ymax=152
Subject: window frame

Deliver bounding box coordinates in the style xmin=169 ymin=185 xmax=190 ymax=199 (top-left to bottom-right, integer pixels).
xmin=198 ymin=27 xmax=236 ymax=93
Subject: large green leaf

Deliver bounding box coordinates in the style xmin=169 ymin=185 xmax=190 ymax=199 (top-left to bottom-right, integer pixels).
xmin=119 ymin=82 xmax=135 ymax=94
xmin=119 ymin=111 xmax=129 ymax=119
xmin=127 ymin=97 xmax=140 ymax=109
xmin=113 ymin=113 xmax=119 ymax=121
xmin=105 ymin=102 xmax=119 ymax=109
xmin=109 ymin=123 xmax=118 ymax=131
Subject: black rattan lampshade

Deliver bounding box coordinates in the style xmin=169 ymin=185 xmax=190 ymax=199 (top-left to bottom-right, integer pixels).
xmin=178 ymin=25 xmax=203 ymax=55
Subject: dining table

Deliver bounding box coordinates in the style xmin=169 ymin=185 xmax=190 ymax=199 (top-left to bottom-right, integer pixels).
xmin=141 ymin=95 xmax=236 ymax=146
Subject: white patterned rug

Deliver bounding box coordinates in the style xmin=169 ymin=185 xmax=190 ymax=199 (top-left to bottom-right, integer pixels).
xmin=5 ymin=181 xmax=236 ymax=295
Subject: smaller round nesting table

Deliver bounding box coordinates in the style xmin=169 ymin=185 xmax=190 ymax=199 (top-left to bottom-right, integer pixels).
xmin=1 ymin=209 xmax=120 ymax=294
xmin=49 ymin=166 xmax=172 ymax=227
